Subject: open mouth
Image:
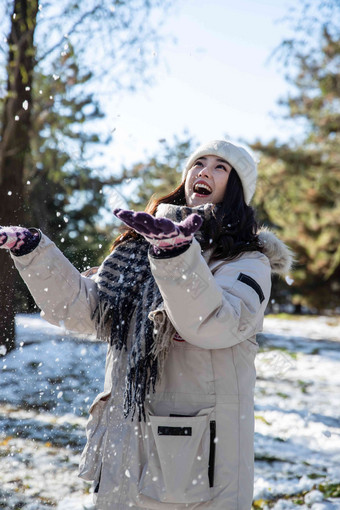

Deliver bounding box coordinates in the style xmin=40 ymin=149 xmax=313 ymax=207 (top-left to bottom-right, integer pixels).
xmin=193 ymin=182 xmax=212 ymax=196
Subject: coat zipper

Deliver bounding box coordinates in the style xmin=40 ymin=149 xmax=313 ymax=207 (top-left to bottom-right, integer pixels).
xmin=94 ymin=465 xmax=102 ymax=494
xmin=208 ymin=420 xmax=216 ymax=488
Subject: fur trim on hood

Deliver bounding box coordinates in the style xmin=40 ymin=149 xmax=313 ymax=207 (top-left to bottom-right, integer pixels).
xmin=258 ymin=228 xmax=293 ymax=276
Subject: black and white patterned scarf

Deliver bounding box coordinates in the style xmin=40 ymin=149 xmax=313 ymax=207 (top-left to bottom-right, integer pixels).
xmin=92 ymin=203 xmax=215 ymax=420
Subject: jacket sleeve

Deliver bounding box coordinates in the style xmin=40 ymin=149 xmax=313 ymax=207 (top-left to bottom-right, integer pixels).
xmin=149 ymin=238 xmax=271 ymax=349
xmin=11 ymin=233 xmax=98 ymax=336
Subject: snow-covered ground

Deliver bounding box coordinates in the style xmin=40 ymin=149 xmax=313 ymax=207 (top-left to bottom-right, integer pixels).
xmin=0 ymin=314 xmax=339 ymax=509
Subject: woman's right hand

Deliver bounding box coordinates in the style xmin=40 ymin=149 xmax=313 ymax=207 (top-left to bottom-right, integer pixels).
xmin=0 ymin=226 xmax=40 ymax=255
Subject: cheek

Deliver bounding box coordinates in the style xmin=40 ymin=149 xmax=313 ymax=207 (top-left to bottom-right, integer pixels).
xmin=184 ymin=179 xmax=190 ymax=199
xmin=184 ymin=171 xmax=195 ymax=195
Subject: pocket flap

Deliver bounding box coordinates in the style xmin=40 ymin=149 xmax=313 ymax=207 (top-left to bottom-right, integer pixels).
xmin=139 ymin=408 xmax=214 ymax=504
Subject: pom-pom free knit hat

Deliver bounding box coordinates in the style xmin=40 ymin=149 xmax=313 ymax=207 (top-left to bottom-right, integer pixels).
xmin=183 ymin=140 xmax=257 ymax=204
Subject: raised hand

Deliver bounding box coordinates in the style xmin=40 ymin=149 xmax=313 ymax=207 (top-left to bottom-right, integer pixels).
xmin=0 ymin=226 xmax=40 ymax=255
xmin=113 ymin=209 xmax=202 ymax=251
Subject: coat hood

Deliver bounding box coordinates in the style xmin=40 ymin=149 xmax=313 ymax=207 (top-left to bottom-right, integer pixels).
xmin=258 ymin=228 xmax=293 ymax=276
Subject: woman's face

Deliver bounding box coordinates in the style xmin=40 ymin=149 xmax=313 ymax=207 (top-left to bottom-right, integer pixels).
xmin=184 ymin=155 xmax=232 ymax=207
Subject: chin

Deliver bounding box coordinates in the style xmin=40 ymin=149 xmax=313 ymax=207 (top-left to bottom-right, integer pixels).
xmin=187 ymin=197 xmax=212 ymax=207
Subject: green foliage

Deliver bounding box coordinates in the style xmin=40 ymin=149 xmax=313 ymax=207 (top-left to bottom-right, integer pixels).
xmin=318 ymin=482 xmax=340 ymax=498
xmin=23 ymin=47 xmax=112 ymax=270
xmin=251 ymin=0 xmax=340 ymax=312
xmin=252 ymin=479 xmax=340 ymax=508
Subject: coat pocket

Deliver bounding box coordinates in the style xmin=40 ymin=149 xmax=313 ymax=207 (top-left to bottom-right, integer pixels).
xmin=138 ymin=408 xmax=215 ymax=504
xmin=78 ymin=390 xmax=111 ymax=481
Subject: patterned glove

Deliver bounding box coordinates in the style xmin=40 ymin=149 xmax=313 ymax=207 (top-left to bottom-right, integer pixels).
xmin=0 ymin=226 xmax=41 ymax=256
xmin=113 ymin=209 xmax=203 ymax=253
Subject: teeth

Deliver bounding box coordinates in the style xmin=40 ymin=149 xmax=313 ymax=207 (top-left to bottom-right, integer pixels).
xmin=194 ymin=183 xmax=212 ymax=194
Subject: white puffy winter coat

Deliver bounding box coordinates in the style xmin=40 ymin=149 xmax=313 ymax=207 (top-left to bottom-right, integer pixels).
xmin=11 ymin=229 xmax=291 ymax=510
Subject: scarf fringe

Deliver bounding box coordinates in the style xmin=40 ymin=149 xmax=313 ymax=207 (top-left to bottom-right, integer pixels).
xmin=92 ymin=300 xmax=114 ymax=343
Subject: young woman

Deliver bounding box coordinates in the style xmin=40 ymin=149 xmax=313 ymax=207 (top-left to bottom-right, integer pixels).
xmin=1 ymin=140 xmax=292 ymax=509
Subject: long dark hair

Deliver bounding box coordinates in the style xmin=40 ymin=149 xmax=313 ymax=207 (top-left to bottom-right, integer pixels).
xmin=111 ymin=169 xmax=262 ymax=260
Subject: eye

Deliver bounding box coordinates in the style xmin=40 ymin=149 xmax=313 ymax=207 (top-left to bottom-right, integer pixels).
xmin=216 ymin=164 xmax=228 ymax=172
xmin=193 ymin=160 xmax=203 ymax=168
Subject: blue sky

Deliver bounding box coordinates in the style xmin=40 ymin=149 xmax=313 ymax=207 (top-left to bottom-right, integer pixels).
xmin=99 ymin=0 xmax=297 ymax=172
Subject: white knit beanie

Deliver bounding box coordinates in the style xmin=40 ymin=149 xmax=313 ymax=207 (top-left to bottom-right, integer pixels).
xmin=182 ymin=140 xmax=257 ymax=204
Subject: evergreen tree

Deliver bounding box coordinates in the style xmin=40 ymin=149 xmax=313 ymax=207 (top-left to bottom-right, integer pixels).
xmin=25 ymin=48 xmax=112 ymax=269
xmin=251 ymin=0 xmax=340 ymax=312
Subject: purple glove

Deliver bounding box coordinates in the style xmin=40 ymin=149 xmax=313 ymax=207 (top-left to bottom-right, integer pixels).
xmin=113 ymin=209 xmax=203 ymax=251
xmin=0 ymin=226 xmax=40 ymax=255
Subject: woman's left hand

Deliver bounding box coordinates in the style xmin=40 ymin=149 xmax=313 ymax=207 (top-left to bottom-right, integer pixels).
xmin=113 ymin=209 xmax=202 ymax=251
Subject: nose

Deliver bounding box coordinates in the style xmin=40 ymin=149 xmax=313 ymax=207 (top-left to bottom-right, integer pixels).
xmin=198 ymin=163 xmax=213 ymax=178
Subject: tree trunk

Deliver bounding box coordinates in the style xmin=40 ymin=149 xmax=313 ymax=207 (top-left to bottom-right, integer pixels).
xmin=0 ymin=0 xmax=38 ymax=352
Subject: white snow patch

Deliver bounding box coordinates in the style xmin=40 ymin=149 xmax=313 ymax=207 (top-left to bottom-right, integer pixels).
xmin=0 ymin=314 xmax=339 ymax=508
